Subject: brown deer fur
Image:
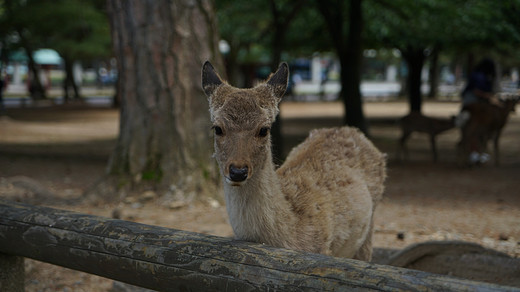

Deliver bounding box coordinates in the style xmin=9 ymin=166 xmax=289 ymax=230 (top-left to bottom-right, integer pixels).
xmin=459 ymin=96 xmax=519 ymax=166
xmin=202 ymin=62 xmax=386 ymax=260
xmin=397 ymin=112 xmax=456 ymax=162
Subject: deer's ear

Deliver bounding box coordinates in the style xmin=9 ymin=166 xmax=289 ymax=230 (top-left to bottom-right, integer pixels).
xmin=266 ymin=62 xmax=289 ymax=102
xmin=202 ymin=61 xmax=223 ymax=97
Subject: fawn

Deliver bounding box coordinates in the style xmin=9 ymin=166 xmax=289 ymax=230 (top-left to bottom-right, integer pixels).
xmin=458 ymin=96 xmax=519 ymax=166
xmin=202 ymin=62 xmax=386 ymax=260
xmin=397 ymin=112 xmax=456 ymax=162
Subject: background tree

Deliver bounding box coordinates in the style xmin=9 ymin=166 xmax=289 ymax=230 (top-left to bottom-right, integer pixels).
xmin=0 ymin=0 xmax=111 ymax=101
xmin=267 ymin=0 xmax=305 ymax=160
xmin=366 ymin=0 xmax=456 ymax=113
xmin=317 ymin=0 xmax=368 ymax=134
xmin=1 ymin=0 xmax=47 ymax=99
xmin=367 ymin=0 xmax=520 ymax=113
xmin=217 ymin=0 xmax=308 ymax=160
xmin=99 ymin=0 xmax=223 ymax=199
xmin=216 ymin=0 xmax=263 ymax=86
xmin=31 ymin=0 xmax=111 ymax=101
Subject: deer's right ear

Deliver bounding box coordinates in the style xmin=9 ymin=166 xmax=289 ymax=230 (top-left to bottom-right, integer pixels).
xmin=202 ymin=61 xmax=223 ymax=97
xmin=266 ymin=62 xmax=289 ymax=102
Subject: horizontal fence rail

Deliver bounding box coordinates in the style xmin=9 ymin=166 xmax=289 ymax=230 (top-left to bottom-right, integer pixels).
xmin=0 ymin=199 xmax=517 ymax=291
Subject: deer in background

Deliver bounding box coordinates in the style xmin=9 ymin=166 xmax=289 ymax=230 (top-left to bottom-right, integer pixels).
xmin=458 ymin=96 xmax=519 ymax=166
xmin=202 ymin=62 xmax=386 ymax=261
xmin=397 ymin=112 xmax=456 ymax=162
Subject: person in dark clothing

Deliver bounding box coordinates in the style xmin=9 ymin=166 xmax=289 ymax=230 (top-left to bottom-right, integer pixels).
xmin=461 ymin=58 xmax=500 ymax=107
xmin=457 ymin=58 xmax=502 ymax=165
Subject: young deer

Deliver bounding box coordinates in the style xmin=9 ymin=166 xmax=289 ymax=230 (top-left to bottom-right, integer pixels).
xmin=397 ymin=112 xmax=456 ymax=162
xmin=202 ymin=62 xmax=386 ymax=260
xmin=459 ymin=96 xmax=519 ymax=166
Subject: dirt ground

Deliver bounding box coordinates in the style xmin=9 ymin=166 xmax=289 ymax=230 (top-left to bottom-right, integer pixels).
xmin=1 ymin=100 xmax=519 ymax=291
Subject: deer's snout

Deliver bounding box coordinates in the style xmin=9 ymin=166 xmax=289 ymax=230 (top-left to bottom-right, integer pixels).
xmin=229 ymin=164 xmax=249 ymax=182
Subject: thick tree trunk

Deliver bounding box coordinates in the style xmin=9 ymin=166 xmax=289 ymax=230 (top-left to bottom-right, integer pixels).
xmin=101 ymin=0 xmax=223 ymax=199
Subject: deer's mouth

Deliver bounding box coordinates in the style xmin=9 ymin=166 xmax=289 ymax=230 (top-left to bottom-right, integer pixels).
xmin=225 ymin=176 xmax=246 ymax=186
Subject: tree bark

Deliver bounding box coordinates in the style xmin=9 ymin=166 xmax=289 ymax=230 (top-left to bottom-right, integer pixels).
xmin=102 ymin=0 xmax=223 ymax=199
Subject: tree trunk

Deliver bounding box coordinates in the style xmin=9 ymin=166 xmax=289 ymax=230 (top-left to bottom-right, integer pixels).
xmin=427 ymin=47 xmax=439 ymax=99
xmin=63 ymin=57 xmax=81 ymax=102
xmin=101 ymin=0 xmax=223 ymax=199
xmin=268 ymin=0 xmax=304 ymax=161
xmin=402 ymin=47 xmax=426 ymax=113
xmin=317 ymin=0 xmax=368 ymax=135
xmin=270 ymin=28 xmax=285 ymax=161
xmin=342 ymin=0 xmax=367 ymax=135
xmin=25 ymin=47 xmax=46 ymax=100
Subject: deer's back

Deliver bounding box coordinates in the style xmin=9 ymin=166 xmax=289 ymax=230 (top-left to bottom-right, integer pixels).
xmin=277 ymin=126 xmax=386 ymax=211
xmin=276 ymin=127 xmax=385 ymax=255
xmin=401 ymin=112 xmax=455 ymax=135
xmin=276 ymin=126 xmax=386 ymax=256
xmin=465 ymin=102 xmax=515 ymax=133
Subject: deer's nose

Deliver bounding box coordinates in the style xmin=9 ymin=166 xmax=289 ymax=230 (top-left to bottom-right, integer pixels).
xmin=229 ymin=164 xmax=248 ymax=182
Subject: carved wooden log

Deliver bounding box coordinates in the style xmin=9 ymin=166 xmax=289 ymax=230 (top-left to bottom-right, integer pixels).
xmin=0 ymin=199 xmax=517 ymax=291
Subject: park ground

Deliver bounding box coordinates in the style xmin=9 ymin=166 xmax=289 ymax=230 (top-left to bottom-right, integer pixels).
xmin=1 ymin=100 xmax=519 ymax=291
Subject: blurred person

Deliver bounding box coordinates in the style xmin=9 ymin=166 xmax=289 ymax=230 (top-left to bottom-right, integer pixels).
xmin=456 ymin=58 xmax=501 ymax=164
xmin=460 ymin=58 xmax=500 ymax=107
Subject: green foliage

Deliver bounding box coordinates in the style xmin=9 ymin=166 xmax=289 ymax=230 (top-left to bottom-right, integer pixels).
xmin=36 ymin=0 xmax=111 ymax=60
xmin=216 ymin=0 xmax=329 ymax=63
xmin=365 ymin=0 xmax=455 ymax=49
xmin=216 ymin=0 xmax=270 ymax=63
xmin=366 ymin=0 xmax=520 ymax=57
xmin=216 ymin=0 xmax=520 ymax=64
xmin=285 ymin=2 xmax=331 ymax=55
xmin=0 ymin=0 xmax=111 ymax=61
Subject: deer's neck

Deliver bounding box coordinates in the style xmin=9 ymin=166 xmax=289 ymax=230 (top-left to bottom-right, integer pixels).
xmin=223 ymin=158 xmax=298 ymax=249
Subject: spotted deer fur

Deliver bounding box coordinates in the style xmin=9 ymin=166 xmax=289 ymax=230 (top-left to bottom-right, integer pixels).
xmin=202 ymin=62 xmax=386 ymax=260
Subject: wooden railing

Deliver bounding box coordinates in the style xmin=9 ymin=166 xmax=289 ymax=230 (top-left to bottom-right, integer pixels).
xmin=0 ymin=199 xmax=517 ymax=291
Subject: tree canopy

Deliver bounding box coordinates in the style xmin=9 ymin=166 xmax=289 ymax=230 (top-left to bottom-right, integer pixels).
xmin=0 ymin=0 xmax=111 ymax=99
xmin=1 ymin=0 xmax=110 ymax=61
xmin=365 ymin=0 xmax=520 ymax=111
xmin=217 ymin=0 xmax=520 ymax=113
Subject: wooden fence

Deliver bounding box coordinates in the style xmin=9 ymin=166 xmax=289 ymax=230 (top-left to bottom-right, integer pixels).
xmin=0 ymin=199 xmax=517 ymax=291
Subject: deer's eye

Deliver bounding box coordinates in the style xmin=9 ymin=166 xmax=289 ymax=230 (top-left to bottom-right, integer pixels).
xmin=258 ymin=127 xmax=270 ymax=137
xmin=213 ymin=126 xmax=224 ymax=136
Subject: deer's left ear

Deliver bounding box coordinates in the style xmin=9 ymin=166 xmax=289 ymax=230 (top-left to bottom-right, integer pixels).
xmin=202 ymin=61 xmax=224 ymax=97
xmin=266 ymin=62 xmax=289 ymax=102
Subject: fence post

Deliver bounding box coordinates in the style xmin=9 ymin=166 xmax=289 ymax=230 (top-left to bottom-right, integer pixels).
xmin=0 ymin=253 xmax=24 ymax=292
